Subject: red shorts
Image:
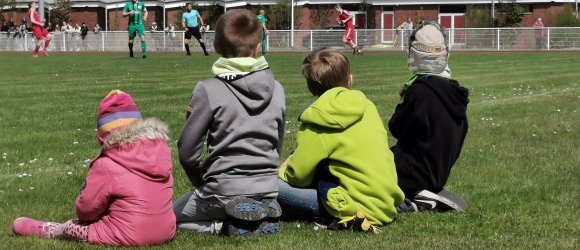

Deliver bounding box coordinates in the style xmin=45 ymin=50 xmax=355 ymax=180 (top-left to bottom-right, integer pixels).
xmin=343 ymin=26 xmax=355 ymax=42
xmin=32 ymin=26 xmax=49 ymax=39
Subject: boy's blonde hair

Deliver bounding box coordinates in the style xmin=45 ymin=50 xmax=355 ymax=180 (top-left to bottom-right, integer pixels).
xmin=302 ymin=48 xmax=351 ymax=96
xmin=214 ymin=9 xmax=262 ymax=58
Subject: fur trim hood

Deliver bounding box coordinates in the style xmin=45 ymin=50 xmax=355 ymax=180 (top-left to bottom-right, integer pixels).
xmin=102 ymin=118 xmax=170 ymax=148
xmin=99 ymin=118 xmax=172 ymax=182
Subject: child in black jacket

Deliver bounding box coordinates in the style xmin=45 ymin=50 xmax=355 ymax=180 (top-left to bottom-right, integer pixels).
xmin=389 ymin=22 xmax=469 ymax=212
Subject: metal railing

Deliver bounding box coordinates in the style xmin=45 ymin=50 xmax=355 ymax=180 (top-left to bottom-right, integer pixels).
xmin=1 ymin=27 xmax=579 ymax=52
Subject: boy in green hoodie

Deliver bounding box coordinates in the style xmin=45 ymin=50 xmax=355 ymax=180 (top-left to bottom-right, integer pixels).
xmin=174 ymin=9 xmax=286 ymax=237
xmin=278 ymin=48 xmax=404 ymax=234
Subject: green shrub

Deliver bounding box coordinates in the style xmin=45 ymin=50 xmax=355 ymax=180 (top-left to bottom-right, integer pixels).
xmin=550 ymin=4 xmax=580 ymax=27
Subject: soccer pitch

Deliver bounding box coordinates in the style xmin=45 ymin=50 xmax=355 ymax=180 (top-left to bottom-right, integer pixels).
xmin=0 ymin=51 xmax=578 ymax=249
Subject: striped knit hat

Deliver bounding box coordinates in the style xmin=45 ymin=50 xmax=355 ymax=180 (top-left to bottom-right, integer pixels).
xmin=97 ymin=90 xmax=141 ymax=143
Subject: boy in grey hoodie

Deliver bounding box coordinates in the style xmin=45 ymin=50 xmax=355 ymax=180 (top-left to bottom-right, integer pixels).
xmin=173 ymin=9 xmax=286 ymax=236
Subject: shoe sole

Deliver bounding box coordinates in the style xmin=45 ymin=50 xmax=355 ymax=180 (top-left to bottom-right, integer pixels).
xmin=225 ymin=197 xmax=282 ymax=221
xmin=225 ymin=220 xmax=282 ymax=236
xmin=415 ymin=190 xmax=464 ymax=212
xmin=438 ymin=189 xmax=468 ymax=211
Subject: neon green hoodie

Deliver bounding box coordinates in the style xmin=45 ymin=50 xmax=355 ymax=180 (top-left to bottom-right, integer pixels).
xmin=279 ymin=87 xmax=404 ymax=225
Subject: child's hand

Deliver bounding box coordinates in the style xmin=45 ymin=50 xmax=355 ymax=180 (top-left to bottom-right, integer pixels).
xmin=399 ymin=89 xmax=406 ymax=103
xmin=279 ymin=156 xmax=291 ymax=169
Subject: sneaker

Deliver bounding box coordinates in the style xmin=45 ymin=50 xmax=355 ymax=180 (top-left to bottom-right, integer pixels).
xmin=186 ymin=52 xmax=191 ymax=56
xmin=204 ymin=52 xmax=210 ymax=56
xmin=142 ymin=55 xmax=147 ymax=59
xmin=32 ymin=53 xmax=38 ymax=58
xmin=12 ymin=217 xmax=49 ymax=237
xmin=129 ymin=51 xmax=134 ymax=58
xmin=41 ymin=49 xmax=49 ymax=57
xmin=352 ymin=47 xmax=357 ymax=55
xmin=356 ymin=46 xmax=363 ymax=55
xmin=437 ymin=189 xmax=468 ymax=211
xmin=223 ymin=219 xmax=281 ymax=237
xmin=413 ymin=189 xmax=465 ymax=212
xmin=334 ymin=211 xmax=381 ymax=235
xmin=224 ymin=197 xmax=281 ymax=221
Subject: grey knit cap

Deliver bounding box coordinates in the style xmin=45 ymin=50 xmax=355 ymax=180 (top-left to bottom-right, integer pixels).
xmin=407 ymin=21 xmax=448 ymax=74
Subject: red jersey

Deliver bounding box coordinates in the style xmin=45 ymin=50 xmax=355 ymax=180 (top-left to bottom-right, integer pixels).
xmin=30 ymin=10 xmax=42 ymax=26
xmin=338 ymin=10 xmax=354 ymax=29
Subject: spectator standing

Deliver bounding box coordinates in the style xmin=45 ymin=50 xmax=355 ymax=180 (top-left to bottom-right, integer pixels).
xmin=149 ymin=22 xmax=160 ymax=50
xmin=397 ymin=17 xmax=414 ymax=44
xmin=81 ymin=23 xmax=89 ymax=50
xmin=532 ymin=17 xmax=544 ymax=50
xmin=93 ymin=23 xmax=102 ymax=34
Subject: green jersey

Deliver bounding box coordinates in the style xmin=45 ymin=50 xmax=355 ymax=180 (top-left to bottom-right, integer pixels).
xmin=124 ymin=1 xmax=147 ymax=25
xmin=257 ymin=14 xmax=266 ymax=28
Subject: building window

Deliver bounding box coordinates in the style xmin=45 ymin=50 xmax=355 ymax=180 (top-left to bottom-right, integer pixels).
xmin=440 ymin=5 xmax=467 ymax=13
xmin=520 ymin=4 xmax=533 ymax=14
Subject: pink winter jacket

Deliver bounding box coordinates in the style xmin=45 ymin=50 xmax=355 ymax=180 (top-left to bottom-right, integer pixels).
xmin=75 ymin=118 xmax=176 ymax=246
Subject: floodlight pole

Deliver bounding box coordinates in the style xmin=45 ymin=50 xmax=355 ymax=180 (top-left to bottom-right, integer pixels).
xmin=491 ymin=0 xmax=495 ymax=20
xmin=290 ymin=0 xmax=294 ymax=47
xmin=574 ymin=0 xmax=580 ymax=18
xmin=39 ymin=0 xmax=45 ymax=20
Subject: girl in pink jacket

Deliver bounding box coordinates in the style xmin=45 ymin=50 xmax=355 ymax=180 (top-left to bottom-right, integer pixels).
xmin=12 ymin=90 xmax=176 ymax=246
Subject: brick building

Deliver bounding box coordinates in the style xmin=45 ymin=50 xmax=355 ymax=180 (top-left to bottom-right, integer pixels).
xmin=1 ymin=0 xmax=578 ymax=35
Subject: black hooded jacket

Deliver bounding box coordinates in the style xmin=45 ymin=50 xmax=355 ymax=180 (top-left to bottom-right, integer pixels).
xmin=389 ymin=75 xmax=469 ymax=196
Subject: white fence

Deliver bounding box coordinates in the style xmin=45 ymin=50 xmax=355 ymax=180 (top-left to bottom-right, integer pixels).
xmin=1 ymin=27 xmax=580 ymax=52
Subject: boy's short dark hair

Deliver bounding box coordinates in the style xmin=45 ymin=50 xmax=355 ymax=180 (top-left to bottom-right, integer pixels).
xmin=214 ymin=9 xmax=262 ymax=58
xmin=302 ymin=48 xmax=351 ymax=96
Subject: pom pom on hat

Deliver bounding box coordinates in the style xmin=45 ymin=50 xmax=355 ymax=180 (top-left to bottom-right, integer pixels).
xmin=97 ymin=90 xmax=141 ymax=143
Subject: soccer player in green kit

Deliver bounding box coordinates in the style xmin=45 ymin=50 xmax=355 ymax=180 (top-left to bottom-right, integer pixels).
xmin=257 ymin=9 xmax=268 ymax=55
xmin=123 ymin=0 xmax=148 ymax=58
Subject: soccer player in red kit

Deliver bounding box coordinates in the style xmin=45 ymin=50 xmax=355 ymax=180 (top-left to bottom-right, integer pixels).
xmin=29 ymin=1 xmax=52 ymax=57
xmin=335 ymin=4 xmax=361 ymax=55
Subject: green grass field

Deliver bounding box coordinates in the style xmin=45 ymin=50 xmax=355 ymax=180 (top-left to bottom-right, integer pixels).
xmin=0 ymin=51 xmax=578 ymax=249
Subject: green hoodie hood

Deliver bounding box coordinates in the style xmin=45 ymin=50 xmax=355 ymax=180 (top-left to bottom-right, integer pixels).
xmin=212 ymin=56 xmax=269 ymax=75
xmin=300 ymin=87 xmax=367 ymax=129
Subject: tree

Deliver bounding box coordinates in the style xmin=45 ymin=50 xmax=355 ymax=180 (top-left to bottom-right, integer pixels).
xmin=551 ymin=4 xmax=580 ymax=27
xmin=51 ymin=0 xmax=73 ymax=26
xmin=495 ymin=0 xmax=524 ymax=27
xmin=0 ymin=0 xmax=16 ymax=21
xmin=200 ymin=1 xmax=222 ymax=27
xmin=309 ymin=4 xmax=332 ymax=29
xmin=268 ymin=0 xmax=301 ymax=30
xmin=466 ymin=5 xmax=492 ymax=28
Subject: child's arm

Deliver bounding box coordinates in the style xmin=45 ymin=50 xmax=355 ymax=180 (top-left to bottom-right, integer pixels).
xmin=279 ymin=129 xmax=328 ymax=187
xmin=178 ymin=84 xmax=212 ymax=187
xmin=75 ymin=160 xmax=111 ymax=223
xmin=388 ymin=85 xmax=429 ymax=139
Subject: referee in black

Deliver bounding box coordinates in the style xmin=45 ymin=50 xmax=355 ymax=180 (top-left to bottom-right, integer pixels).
xmin=182 ymin=3 xmax=209 ymax=56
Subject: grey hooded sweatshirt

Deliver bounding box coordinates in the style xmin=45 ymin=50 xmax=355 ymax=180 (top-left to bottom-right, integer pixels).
xmin=178 ymin=66 xmax=286 ymax=196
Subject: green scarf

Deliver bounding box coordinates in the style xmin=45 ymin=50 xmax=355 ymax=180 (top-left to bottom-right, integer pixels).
xmin=212 ymin=56 xmax=269 ymax=75
xmin=403 ymin=65 xmax=452 ymax=90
